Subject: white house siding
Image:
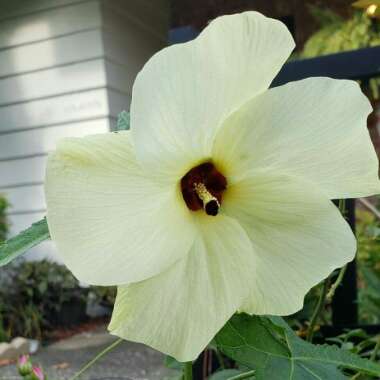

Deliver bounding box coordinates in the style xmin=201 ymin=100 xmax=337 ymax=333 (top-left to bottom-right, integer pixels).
xmin=0 ymin=0 xmax=169 ymax=260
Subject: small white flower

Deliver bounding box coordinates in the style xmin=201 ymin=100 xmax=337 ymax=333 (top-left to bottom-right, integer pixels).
xmin=45 ymin=12 xmax=380 ymax=361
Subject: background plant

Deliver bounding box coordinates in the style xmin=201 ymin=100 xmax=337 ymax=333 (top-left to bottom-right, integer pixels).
xmin=0 ymin=194 xmax=8 ymax=341
xmin=301 ymin=6 xmax=380 ymax=58
xmin=0 ymin=259 xmax=116 ymax=342
xmin=300 ymin=4 xmax=380 ymax=98
xmin=357 ymin=207 xmax=380 ymax=324
xmin=0 ymin=260 xmax=85 ymax=340
xmin=0 ymin=195 xmax=8 ymax=243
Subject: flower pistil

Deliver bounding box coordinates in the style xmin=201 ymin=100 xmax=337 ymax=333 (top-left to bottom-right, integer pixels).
xmin=193 ymin=182 xmax=220 ymax=216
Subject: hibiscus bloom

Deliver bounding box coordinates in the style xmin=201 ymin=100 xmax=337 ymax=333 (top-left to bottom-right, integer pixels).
xmin=45 ymin=12 xmax=379 ymax=361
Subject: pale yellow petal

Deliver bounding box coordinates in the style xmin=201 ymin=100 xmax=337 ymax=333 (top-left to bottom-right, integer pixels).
xmin=45 ymin=131 xmax=195 ymax=286
xmin=131 ymin=12 xmax=295 ymax=179
xmin=222 ymin=172 xmax=356 ymax=315
xmin=109 ymin=214 xmax=255 ymax=361
xmin=213 ymin=77 xmax=379 ymax=198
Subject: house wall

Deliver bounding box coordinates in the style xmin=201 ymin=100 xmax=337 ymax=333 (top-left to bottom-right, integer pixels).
xmin=0 ymin=0 xmax=169 ymax=260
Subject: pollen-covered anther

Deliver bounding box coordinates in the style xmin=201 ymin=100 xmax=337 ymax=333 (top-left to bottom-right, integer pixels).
xmin=194 ymin=183 xmax=220 ymax=216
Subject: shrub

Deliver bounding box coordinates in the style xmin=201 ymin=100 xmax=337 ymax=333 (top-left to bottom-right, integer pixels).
xmin=0 ymin=259 xmax=116 ymax=342
xmin=0 ymin=195 xmax=8 ymax=242
xmin=0 ymin=260 xmax=88 ymax=340
xmin=300 ymin=6 xmax=380 ymax=99
xmin=0 ymin=195 xmax=9 ymax=341
xmin=357 ymin=207 xmax=380 ymax=324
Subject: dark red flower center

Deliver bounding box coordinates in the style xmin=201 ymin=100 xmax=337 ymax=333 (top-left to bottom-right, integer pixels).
xmin=180 ymin=162 xmax=227 ymax=216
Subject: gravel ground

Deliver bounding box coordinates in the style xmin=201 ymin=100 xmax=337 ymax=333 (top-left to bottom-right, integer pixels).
xmin=0 ymin=326 xmax=177 ymax=380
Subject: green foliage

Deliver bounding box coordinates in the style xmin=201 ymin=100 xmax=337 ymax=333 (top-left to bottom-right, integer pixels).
xmin=0 ymin=195 xmax=8 ymax=242
xmin=88 ymin=285 xmax=116 ymax=310
xmin=359 ymin=266 xmax=380 ymax=324
xmin=300 ymin=6 xmax=380 ymax=98
xmin=0 ymin=260 xmax=87 ymax=341
xmin=0 ymin=259 xmax=117 ymax=342
xmin=115 ymin=110 xmax=130 ymax=131
xmin=215 ymin=314 xmax=380 ymax=379
xmin=357 ymin=209 xmax=380 ymax=269
xmin=300 ymin=5 xmax=344 ymax=59
xmin=0 ymin=196 xmax=9 ymax=341
xmin=327 ymin=329 xmax=380 ymax=360
xmin=308 ymin=4 xmax=344 ymax=27
xmin=356 ymin=208 xmax=380 ymax=324
xmin=302 ymin=9 xmax=380 ymax=59
xmin=0 ymin=218 xmax=50 ymax=267
xmin=165 ymin=356 xmax=184 ymax=370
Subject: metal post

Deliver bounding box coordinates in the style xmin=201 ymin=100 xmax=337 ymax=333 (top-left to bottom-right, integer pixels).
xmin=332 ymin=199 xmax=358 ymax=326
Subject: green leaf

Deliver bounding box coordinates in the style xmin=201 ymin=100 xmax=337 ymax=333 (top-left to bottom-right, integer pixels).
xmin=164 ymin=355 xmax=184 ymax=370
xmin=216 ymin=314 xmax=380 ymax=379
xmin=116 ymin=110 xmax=130 ymax=131
xmin=0 ymin=218 xmax=50 ymax=266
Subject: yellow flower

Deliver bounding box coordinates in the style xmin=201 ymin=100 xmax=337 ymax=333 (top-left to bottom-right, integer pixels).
xmin=45 ymin=12 xmax=380 ymax=361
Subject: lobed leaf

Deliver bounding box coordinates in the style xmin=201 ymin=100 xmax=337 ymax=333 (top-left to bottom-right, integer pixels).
xmin=216 ymin=314 xmax=380 ymax=379
xmin=0 ymin=218 xmax=50 ymax=266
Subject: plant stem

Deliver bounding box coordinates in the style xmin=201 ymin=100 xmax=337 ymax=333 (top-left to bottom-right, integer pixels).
xmin=370 ymin=335 xmax=380 ymax=361
xmin=228 ymin=370 xmax=256 ymax=380
xmin=338 ymin=199 xmax=346 ymax=217
xmin=307 ymin=279 xmax=329 ymax=342
xmin=327 ymin=264 xmax=348 ymax=302
xmin=183 ymin=361 xmax=193 ymax=380
xmin=68 ymin=338 xmax=123 ymax=380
